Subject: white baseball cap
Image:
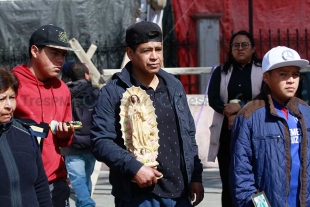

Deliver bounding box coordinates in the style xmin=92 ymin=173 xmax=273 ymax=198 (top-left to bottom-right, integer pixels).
xmin=262 ymin=46 xmax=309 ymax=73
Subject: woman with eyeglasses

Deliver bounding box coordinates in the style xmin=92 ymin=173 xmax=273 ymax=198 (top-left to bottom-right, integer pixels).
xmin=207 ymin=30 xmax=263 ymax=207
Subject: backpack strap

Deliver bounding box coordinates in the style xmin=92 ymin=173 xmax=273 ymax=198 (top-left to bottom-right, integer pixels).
xmin=15 ymin=118 xmax=50 ymax=152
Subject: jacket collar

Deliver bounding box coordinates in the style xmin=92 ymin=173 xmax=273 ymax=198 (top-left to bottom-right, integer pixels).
xmin=262 ymin=84 xmax=303 ymax=119
xmin=0 ymin=119 xmax=13 ymax=133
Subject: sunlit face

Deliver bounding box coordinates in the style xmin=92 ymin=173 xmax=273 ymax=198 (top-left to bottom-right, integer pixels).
xmin=126 ymin=41 xmax=163 ymax=77
xmin=0 ymin=87 xmax=16 ymax=123
xmin=231 ymin=35 xmax=254 ymax=66
xmin=263 ymin=66 xmax=300 ymax=105
xmin=31 ymin=46 xmax=67 ymax=81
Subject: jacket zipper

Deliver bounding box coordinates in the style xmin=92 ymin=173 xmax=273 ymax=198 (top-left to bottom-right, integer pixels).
xmin=0 ymin=133 xmax=22 ymax=207
xmin=275 ymin=111 xmax=304 ymax=205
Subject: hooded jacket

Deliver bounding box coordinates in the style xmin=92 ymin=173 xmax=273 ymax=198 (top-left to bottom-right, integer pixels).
xmin=61 ymin=79 xmax=99 ymax=156
xmin=12 ymin=64 xmax=73 ymax=183
xmin=0 ymin=118 xmax=52 ymax=207
xmin=230 ymin=86 xmax=310 ymax=207
xmin=91 ymin=62 xmax=203 ymax=201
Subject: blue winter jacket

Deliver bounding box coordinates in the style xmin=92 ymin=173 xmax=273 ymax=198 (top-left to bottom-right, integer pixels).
xmin=230 ymin=86 xmax=310 ymax=207
xmin=90 ymin=62 xmax=203 ymax=201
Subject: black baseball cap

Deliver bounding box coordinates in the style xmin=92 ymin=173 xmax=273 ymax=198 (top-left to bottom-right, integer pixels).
xmin=126 ymin=21 xmax=162 ymax=47
xmin=29 ymin=24 xmax=74 ymax=51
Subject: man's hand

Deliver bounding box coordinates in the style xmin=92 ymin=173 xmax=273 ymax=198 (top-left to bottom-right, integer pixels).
xmin=228 ymin=114 xmax=237 ymax=130
xmin=56 ymin=122 xmax=74 ymax=139
xmin=223 ymin=103 xmax=241 ymax=117
xmin=190 ymin=182 xmax=204 ymax=206
xmin=133 ymin=165 xmax=163 ymax=188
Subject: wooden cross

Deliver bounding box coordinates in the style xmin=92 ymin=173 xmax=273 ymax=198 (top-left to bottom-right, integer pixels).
xmin=69 ymin=38 xmax=103 ymax=87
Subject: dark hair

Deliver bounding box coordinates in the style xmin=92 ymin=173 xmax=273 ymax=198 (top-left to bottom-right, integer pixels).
xmin=128 ymin=45 xmax=138 ymax=52
xmin=0 ymin=68 xmax=19 ymax=94
xmin=69 ymin=62 xmax=89 ymax=82
xmin=222 ymin=30 xmax=262 ymax=73
xmin=130 ymin=95 xmax=140 ymax=104
xmin=28 ymin=45 xmax=45 ymax=59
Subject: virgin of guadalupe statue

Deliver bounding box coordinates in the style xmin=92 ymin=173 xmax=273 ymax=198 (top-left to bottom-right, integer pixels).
xmin=128 ymin=95 xmax=153 ymax=155
xmin=119 ymin=86 xmax=160 ymax=167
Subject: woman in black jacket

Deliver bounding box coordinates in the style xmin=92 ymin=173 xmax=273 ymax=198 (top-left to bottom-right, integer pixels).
xmin=0 ymin=68 xmax=52 ymax=207
xmin=208 ymin=30 xmax=263 ymax=207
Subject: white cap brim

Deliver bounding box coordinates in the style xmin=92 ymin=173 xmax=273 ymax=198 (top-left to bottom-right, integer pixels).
xmin=266 ymin=59 xmax=309 ymax=72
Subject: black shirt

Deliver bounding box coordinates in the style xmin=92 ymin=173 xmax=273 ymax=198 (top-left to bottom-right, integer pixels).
xmin=208 ymin=62 xmax=253 ymax=114
xmin=228 ymin=62 xmax=253 ymax=106
xmin=130 ymin=74 xmax=185 ymax=198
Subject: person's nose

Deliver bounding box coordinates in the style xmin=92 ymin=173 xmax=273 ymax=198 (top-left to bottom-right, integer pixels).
xmin=150 ymin=50 xmax=158 ymax=60
xmin=287 ymin=76 xmax=294 ymax=83
xmin=237 ymin=44 xmax=243 ymax=50
xmin=4 ymin=98 xmax=12 ymax=109
xmin=56 ymin=54 xmax=65 ymax=65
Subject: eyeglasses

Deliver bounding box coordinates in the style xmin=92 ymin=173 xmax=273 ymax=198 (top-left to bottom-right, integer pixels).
xmin=231 ymin=42 xmax=251 ymax=50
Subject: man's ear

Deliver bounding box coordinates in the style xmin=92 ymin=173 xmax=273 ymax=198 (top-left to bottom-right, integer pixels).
xmin=263 ymin=72 xmax=269 ymax=84
xmin=31 ymin=45 xmax=40 ymax=58
xmin=84 ymin=72 xmax=91 ymax=82
xmin=126 ymin=47 xmax=134 ymax=60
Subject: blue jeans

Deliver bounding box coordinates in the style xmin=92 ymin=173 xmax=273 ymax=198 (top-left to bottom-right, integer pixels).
xmin=65 ymin=153 xmax=96 ymax=207
xmin=115 ymin=193 xmax=192 ymax=207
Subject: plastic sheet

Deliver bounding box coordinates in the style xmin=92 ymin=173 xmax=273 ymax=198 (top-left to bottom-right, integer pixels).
xmin=0 ymin=0 xmax=139 ymax=69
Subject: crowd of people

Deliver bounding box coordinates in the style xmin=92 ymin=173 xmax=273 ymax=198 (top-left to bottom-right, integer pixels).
xmin=0 ymin=19 xmax=309 ymax=207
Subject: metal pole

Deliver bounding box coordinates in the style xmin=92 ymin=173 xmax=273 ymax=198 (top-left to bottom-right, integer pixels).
xmin=249 ymin=0 xmax=253 ymax=35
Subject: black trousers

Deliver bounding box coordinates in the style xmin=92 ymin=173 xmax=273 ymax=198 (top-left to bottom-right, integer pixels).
xmin=49 ymin=180 xmax=70 ymax=207
xmin=217 ymin=118 xmax=233 ymax=207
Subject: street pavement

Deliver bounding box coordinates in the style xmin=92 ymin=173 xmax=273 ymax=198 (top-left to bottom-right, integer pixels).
xmin=69 ymin=164 xmax=222 ymax=207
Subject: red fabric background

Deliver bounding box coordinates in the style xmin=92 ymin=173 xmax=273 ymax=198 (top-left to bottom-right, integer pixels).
xmin=171 ymin=0 xmax=310 ymax=93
